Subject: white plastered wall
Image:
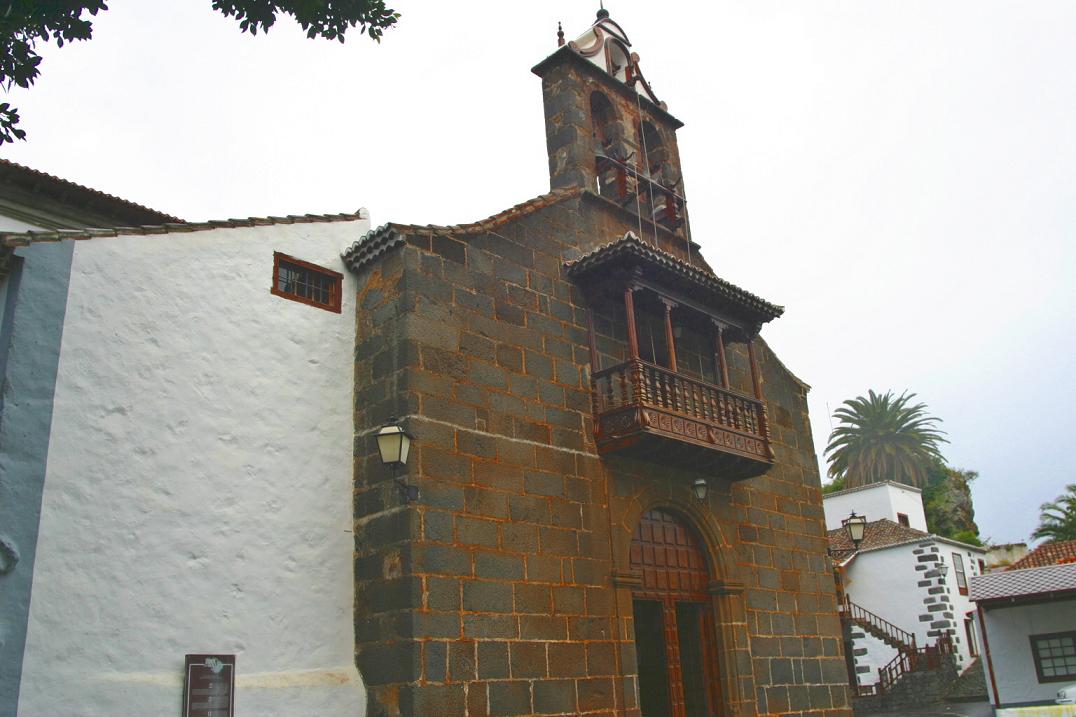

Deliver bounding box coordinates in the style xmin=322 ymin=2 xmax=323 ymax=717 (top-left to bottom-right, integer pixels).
xmin=980 ymin=597 xmax=1076 ymax=707
xmin=844 ymin=539 xmax=983 ymax=684
xmin=18 ymin=217 xmax=370 ymax=716
xmin=824 ymin=482 xmax=927 ymax=532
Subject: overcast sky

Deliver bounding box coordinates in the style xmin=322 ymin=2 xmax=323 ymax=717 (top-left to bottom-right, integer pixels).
xmin=4 ymin=1 xmax=1074 ymax=545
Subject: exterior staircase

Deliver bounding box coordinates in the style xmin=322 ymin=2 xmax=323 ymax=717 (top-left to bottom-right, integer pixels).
xmin=841 ymin=598 xmax=917 ymax=654
xmin=841 ymin=598 xmax=956 ymax=699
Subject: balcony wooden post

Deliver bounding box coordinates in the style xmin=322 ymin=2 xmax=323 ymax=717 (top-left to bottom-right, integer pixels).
xmin=661 ymin=299 xmax=678 ymax=373
xmin=585 ymin=307 xmax=599 ymax=370
xmin=713 ymin=323 xmax=730 ymax=389
xmin=624 ymin=286 xmax=640 ymax=360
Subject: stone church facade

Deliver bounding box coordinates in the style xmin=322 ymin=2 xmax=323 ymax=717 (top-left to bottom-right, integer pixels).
xmin=346 ymin=12 xmax=853 ymax=717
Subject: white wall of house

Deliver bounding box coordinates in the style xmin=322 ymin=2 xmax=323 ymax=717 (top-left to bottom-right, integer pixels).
xmin=17 ymin=218 xmax=370 ymax=716
xmin=824 ymin=482 xmax=927 ymax=532
xmin=937 ymin=539 xmax=988 ymax=666
xmin=979 ymin=597 xmax=1076 ymax=707
xmin=844 ymin=538 xmax=985 ymax=686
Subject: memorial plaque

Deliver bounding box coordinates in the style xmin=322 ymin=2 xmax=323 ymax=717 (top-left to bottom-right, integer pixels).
xmin=182 ymin=654 xmax=235 ymax=717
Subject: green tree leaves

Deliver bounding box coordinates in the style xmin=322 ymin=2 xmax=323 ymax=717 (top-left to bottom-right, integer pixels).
xmin=825 ymin=390 xmax=948 ymax=489
xmin=0 ymin=1 xmax=108 ymax=144
xmin=0 ymin=1 xmax=399 ymax=143
xmin=1031 ymin=484 xmax=1076 ymax=543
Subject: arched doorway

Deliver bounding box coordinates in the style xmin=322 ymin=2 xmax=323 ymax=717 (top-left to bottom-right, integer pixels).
xmin=630 ymin=509 xmax=722 ymax=717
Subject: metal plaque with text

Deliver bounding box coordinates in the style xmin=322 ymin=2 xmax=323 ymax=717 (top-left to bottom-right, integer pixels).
xmin=182 ymin=654 xmax=235 ymax=717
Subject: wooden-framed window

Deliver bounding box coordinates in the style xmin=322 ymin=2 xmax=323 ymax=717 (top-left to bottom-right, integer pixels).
xmin=896 ymin=513 xmax=910 ymax=527
xmin=952 ymin=553 xmax=968 ymax=595
xmin=271 ymin=252 xmax=342 ymax=313
xmin=1031 ymin=631 xmax=1076 ymax=683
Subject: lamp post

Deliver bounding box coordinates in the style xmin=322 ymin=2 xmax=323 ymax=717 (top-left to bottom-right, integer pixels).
xmin=829 ymin=510 xmax=868 ymax=558
xmin=841 ymin=511 xmax=867 ymax=550
xmin=376 ymin=418 xmax=418 ymax=503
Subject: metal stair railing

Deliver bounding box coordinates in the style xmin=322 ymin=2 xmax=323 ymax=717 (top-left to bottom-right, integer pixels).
xmin=874 ymin=634 xmax=956 ymax=695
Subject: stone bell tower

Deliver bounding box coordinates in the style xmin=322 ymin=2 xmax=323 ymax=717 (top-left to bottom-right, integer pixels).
xmin=532 ymin=9 xmax=688 ymax=235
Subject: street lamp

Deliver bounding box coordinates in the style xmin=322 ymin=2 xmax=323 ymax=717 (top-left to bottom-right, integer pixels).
xmin=841 ymin=511 xmax=867 ymax=550
xmin=936 ymin=561 xmax=949 ymax=578
xmin=692 ymin=477 xmax=708 ymax=501
xmin=829 ymin=511 xmax=869 ymax=558
xmin=376 ymin=418 xmax=418 ymax=503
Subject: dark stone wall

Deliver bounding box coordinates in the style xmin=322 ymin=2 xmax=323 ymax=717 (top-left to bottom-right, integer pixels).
xmin=350 ymin=189 xmax=853 ymax=716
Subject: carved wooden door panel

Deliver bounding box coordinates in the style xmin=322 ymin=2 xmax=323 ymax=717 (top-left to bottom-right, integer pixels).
xmin=630 ymin=509 xmax=722 ymax=717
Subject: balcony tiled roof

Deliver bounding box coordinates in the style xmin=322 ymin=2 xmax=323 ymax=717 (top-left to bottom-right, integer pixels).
xmin=564 ymin=231 xmax=784 ymax=323
xmin=969 ymin=562 xmax=1076 ymax=602
xmin=1006 ymin=540 xmax=1076 ymax=571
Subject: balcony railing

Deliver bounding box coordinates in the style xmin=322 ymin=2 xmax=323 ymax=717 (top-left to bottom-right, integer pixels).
xmin=591 ymin=358 xmax=773 ymax=470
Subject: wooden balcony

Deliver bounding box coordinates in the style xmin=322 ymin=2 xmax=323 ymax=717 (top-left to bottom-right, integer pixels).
xmin=592 ymin=358 xmax=774 ymax=479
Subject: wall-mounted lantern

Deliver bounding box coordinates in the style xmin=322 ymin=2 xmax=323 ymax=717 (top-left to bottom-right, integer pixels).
xmin=376 ymin=418 xmax=418 ymax=503
xmin=692 ymin=477 xmax=708 ymax=501
xmin=841 ymin=511 xmax=867 ymax=550
xmin=829 ymin=510 xmax=869 ymax=558
xmin=936 ymin=561 xmax=949 ymax=578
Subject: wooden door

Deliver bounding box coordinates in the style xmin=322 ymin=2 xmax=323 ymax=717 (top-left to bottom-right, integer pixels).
xmin=630 ymin=509 xmax=722 ymax=717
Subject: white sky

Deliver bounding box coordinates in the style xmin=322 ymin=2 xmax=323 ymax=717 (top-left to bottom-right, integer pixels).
xmin=4 ymin=1 xmax=1074 ymax=545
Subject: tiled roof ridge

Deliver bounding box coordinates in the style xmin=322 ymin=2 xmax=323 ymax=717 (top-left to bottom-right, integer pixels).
xmin=341 ymin=187 xmax=583 ymax=271
xmin=1006 ymin=539 xmax=1076 ymax=571
xmin=0 ymin=210 xmax=370 ymax=248
xmin=564 ymin=230 xmax=784 ymax=320
xmin=0 ymin=158 xmax=183 ymax=224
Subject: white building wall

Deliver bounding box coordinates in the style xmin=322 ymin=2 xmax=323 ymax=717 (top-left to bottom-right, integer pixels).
xmin=824 ymin=482 xmax=927 ymax=532
xmin=980 ymin=597 xmax=1076 ymax=707
xmin=843 ymin=538 xmax=985 ymax=686
xmin=844 ymin=543 xmax=931 ymax=684
xmin=937 ymin=540 xmax=989 ymax=667
xmin=18 ymin=218 xmax=370 ymax=716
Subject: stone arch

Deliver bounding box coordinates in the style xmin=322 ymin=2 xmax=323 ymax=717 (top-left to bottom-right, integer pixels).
xmin=612 ymin=484 xmax=735 ymax=587
xmin=589 ymin=90 xmax=619 ymax=148
xmin=610 ymin=483 xmax=752 ymax=716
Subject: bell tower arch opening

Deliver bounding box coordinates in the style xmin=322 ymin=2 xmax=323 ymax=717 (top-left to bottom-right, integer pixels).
xmin=630 ymin=508 xmax=723 ymax=717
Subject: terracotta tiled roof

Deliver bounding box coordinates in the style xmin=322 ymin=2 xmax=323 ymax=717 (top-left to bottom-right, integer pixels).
xmin=827 ymin=518 xmax=930 ymax=554
xmin=563 ymin=231 xmax=784 ymax=323
xmin=0 ymin=211 xmax=369 ymax=248
xmin=1006 ymin=540 xmax=1076 ymax=571
xmin=0 ymin=159 xmax=183 ymax=224
xmin=342 ymin=187 xmax=583 ymax=272
xmin=969 ymin=563 xmax=1076 ymax=602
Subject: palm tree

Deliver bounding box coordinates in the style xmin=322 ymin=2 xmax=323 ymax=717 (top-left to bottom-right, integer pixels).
xmin=1031 ymin=484 xmax=1076 ymax=543
xmin=825 ymin=390 xmax=947 ymax=489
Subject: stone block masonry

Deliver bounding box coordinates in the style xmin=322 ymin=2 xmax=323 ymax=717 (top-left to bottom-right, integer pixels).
xmin=350 ymin=189 xmax=853 ymax=716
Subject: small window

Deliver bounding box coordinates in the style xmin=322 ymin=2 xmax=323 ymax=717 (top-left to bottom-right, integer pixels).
xmin=952 ymin=553 xmax=967 ymax=595
xmin=1031 ymin=631 xmax=1076 ymax=683
xmin=271 ymin=252 xmax=342 ymax=313
xmin=896 ymin=513 xmax=909 ymax=527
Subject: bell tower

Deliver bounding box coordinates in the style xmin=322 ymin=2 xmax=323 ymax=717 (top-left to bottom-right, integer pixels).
xmin=532 ymin=10 xmax=688 ymax=235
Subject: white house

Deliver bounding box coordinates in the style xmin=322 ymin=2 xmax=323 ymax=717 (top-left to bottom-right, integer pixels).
xmin=0 ymin=162 xmax=371 ymax=716
xmin=824 ymin=482 xmax=988 ymax=693
xmin=970 ymin=540 xmax=1076 ymax=715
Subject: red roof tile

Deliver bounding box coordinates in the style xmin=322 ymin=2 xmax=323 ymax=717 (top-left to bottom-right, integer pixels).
xmin=1006 ymin=540 xmax=1076 ymax=571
